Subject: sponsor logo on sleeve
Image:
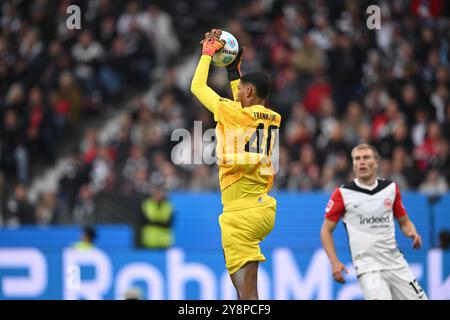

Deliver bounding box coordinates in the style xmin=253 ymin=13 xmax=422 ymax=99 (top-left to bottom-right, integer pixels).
xmin=325 ymin=200 xmax=334 ymax=213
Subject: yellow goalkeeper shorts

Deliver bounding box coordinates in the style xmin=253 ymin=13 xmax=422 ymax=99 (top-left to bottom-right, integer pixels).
xmin=219 ymin=194 xmax=276 ymax=275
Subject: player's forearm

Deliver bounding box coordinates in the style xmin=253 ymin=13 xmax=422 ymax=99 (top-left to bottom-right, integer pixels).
xmin=230 ymin=79 xmax=240 ymax=101
xmin=400 ymin=219 xmax=417 ymax=237
xmin=191 ymin=55 xmax=220 ymax=113
xmin=321 ymin=227 xmax=340 ymax=264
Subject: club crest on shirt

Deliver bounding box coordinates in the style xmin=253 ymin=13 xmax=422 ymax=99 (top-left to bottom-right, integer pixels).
xmin=325 ymin=199 xmax=334 ymax=213
xmin=384 ymin=198 xmax=392 ymax=210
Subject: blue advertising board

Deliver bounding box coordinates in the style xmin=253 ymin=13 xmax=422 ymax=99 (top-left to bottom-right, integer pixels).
xmin=0 ymin=247 xmax=449 ymax=300
xmin=0 ymin=192 xmax=449 ymax=300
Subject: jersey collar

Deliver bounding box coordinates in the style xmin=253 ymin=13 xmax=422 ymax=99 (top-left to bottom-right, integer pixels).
xmin=354 ymin=178 xmax=379 ymax=191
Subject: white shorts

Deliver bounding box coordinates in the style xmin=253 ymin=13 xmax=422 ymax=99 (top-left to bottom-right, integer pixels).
xmin=358 ymin=267 xmax=428 ymax=300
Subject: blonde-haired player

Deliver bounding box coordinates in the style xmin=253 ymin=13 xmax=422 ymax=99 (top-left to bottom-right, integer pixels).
xmin=191 ymin=29 xmax=281 ymax=300
xmin=321 ymin=143 xmax=428 ymax=300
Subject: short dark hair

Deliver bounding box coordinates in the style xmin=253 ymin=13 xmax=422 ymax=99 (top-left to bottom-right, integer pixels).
xmin=83 ymin=226 xmax=97 ymax=242
xmin=241 ymin=71 xmax=271 ymax=99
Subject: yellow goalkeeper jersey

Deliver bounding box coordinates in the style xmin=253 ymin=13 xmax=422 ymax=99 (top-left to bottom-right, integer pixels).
xmin=191 ymin=55 xmax=281 ymax=203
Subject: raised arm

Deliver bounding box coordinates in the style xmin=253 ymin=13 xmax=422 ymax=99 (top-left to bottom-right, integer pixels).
xmin=191 ymin=55 xmax=221 ymax=113
xmin=226 ymin=48 xmax=244 ymax=101
xmin=191 ymin=30 xmax=225 ymax=114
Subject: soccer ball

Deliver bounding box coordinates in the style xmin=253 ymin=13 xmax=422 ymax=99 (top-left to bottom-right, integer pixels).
xmin=211 ymin=31 xmax=239 ymax=67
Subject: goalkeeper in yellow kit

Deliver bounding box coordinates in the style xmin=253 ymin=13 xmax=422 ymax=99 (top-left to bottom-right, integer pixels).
xmin=191 ymin=29 xmax=281 ymax=300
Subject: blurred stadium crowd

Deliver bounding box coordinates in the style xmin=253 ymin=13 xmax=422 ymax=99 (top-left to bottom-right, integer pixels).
xmin=1 ymin=0 xmax=450 ymax=226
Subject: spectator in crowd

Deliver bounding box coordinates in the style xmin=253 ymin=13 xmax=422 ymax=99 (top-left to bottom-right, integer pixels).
xmin=35 ymin=191 xmax=60 ymax=225
xmin=80 ymin=128 xmax=100 ymax=165
xmin=364 ymin=84 xmax=391 ymax=118
xmin=371 ymin=99 xmax=406 ymax=143
xmin=116 ymin=1 xmax=141 ymax=36
xmin=412 ymin=108 xmax=429 ymax=147
xmin=121 ymin=167 xmax=151 ymax=196
xmin=302 ymin=69 xmax=332 ymax=116
xmin=419 ymin=168 xmax=449 ymax=195
xmin=285 ymin=103 xmax=315 ymax=152
xmin=26 ymin=86 xmax=56 ymax=165
xmin=414 ymin=121 xmax=443 ymax=172
xmin=90 ymin=146 xmax=114 ymax=192
xmin=58 ymin=150 xmax=91 ymax=216
xmin=137 ymin=3 xmax=180 ymax=77
xmin=321 ymin=165 xmax=338 ymax=192
xmin=54 ymin=71 xmax=82 ymax=129
xmin=399 ymin=83 xmax=421 ymax=124
xmin=4 ymin=184 xmax=35 ymax=226
xmin=122 ymin=144 xmax=149 ymax=182
xmin=293 ymin=32 xmax=325 ymax=77
xmin=327 ymin=31 xmax=364 ymax=113
xmin=298 ymin=143 xmax=321 ymax=189
xmin=444 ymin=104 xmax=450 ymax=140
xmin=286 ymin=162 xmax=307 ymax=191
xmin=378 ymin=120 xmax=413 ymax=158
xmin=1 ymin=109 xmax=28 ymax=182
xmin=99 ymin=35 xmax=127 ymax=98
xmin=72 ymin=184 xmax=95 ymax=225
xmin=110 ymin=124 xmax=133 ymax=170
xmin=390 ymin=147 xmax=412 ymax=190
xmin=341 ymin=101 xmax=368 ymax=147
xmin=315 ymin=97 xmax=338 ymax=151
xmin=71 ymin=30 xmax=104 ymax=98
xmin=434 ymin=140 xmax=450 ymax=183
